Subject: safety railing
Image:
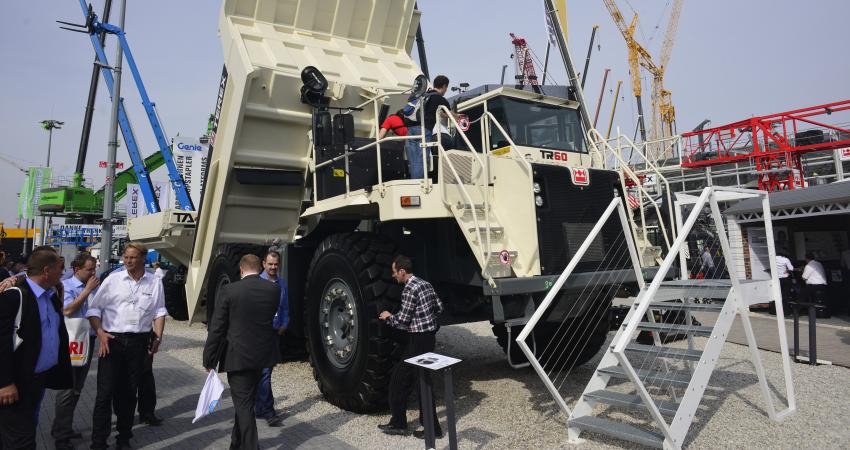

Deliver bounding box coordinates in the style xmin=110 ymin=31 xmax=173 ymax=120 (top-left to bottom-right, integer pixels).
xmin=587 ymin=129 xmax=673 ymax=259
xmin=309 ymin=91 xmax=532 ymax=285
xmin=614 ymin=132 xmax=679 ymax=238
xmin=434 ymin=105 xmax=499 ymax=286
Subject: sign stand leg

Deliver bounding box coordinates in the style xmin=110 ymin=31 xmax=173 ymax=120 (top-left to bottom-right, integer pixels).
xmin=419 ymin=367 xmax=436 ymax=449
xmin=444 ymin=367 xmax=458 ymax=450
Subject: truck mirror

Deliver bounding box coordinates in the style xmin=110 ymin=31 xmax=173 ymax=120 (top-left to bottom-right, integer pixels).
xmin=411 ymin=74 xmax=429 ymax=98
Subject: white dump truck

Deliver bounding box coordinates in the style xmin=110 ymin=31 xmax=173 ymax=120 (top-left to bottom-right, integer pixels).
xmin=130 ymin=0 xmax=638 ymax=412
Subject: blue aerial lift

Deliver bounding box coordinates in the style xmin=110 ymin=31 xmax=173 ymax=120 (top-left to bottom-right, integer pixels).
xmin=59 ymin=1 xmax=195 ymax=213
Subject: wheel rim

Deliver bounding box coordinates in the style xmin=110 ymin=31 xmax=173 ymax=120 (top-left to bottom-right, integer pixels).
xmin=319 ymin=278 xmax=358 ymax=369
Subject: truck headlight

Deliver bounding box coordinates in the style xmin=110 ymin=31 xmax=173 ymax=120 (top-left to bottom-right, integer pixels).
xmin=535 ymin=195 xmax=544 ymax=207
xmin=532 ymin=182 xmax=542 ymax=194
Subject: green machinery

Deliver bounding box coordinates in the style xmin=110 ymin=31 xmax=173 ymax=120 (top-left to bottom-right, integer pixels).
xmin=38 ymin=151 xmax=166 ymax=216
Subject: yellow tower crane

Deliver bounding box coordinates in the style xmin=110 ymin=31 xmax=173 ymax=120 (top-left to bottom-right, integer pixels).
xmin=602 ymin=0 xmax=683 ymax=159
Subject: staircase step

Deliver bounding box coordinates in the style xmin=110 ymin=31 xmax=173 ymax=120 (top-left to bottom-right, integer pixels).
xmin=637 ymin=322 xmax=714 ymax=337
xmin=585 ymin=389 xmax=680 ymax=416
xmin=569 ymin=416 xmax=664 ymax=448
xmin=458 ymin=202 xmax=487 ymax=210
xmin=625 ymin=343 xmax=703 ymax=361
xmin=598 ymin=366 xmax=692 ymax=388
xmin=649 ymin=301 xmax=724 ymax=312
xmin=653 ymin=280 xmax=732 ymax=301
xmin=468 ymin=226 xmax=504 ymax=234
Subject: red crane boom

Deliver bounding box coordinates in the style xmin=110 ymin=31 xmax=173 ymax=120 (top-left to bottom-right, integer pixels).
xmin=681 ymin=99 xmax=850 ymax=191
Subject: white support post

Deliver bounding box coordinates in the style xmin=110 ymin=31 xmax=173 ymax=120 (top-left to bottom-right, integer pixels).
xmin=758 ymin=193 xmax=797 ymax=419
xmin=707 ymin=189 xmax=778 ymax=420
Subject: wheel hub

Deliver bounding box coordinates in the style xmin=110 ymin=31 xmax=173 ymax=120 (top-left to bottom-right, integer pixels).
xmin=319 ymin=279 xmax=357 ymax=368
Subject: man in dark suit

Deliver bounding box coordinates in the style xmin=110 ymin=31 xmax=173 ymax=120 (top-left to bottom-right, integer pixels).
xmin=0 ymin=246 xmax=72 ymax=448
xmin=203 ymin=254 xmax=281 ymax=450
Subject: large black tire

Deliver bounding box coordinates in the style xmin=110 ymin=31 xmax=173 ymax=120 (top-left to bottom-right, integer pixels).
xmin=205 ymin=244 xmax=265 ymax=324
xmin=493 ymin=298 xmax=611 ymax=371
xmin=163 ymin=265 xmax=189 ymax=321
xmin=305 ymin=232 xmax=401 ymax=412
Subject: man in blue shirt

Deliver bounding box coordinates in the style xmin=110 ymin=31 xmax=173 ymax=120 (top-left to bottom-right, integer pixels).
xmin=255 ymin=250 xmax=289 ymax=427
xmin=52 ymin=253 xmax=99 ymax=449
xmin=0 ymin=246 xmax=72 ymax=449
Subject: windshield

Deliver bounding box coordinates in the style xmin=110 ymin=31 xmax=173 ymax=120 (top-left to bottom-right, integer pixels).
xmin=487 ymin=96 xmax=587 ymax=153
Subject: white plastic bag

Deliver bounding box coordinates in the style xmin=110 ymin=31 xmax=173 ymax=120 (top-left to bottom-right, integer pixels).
xmin=193 ymin=369 xmax=226 ymax=423
xmin=65 ymin=317 xmax=91 ymax=367
xmin=9 ymin=287 xmax=23 ymax=351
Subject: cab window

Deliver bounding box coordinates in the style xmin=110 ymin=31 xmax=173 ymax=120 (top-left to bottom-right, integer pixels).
xmin=487 ymin=96 xmax=587 ymax=153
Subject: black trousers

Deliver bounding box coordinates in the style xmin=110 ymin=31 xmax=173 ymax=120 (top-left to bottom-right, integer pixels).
xmin=91 ymin=332 xmax=148 ymax=448
xmin=137 ymin=353 xmax=156 ymax=416
xmin=111 ymin=353 xmax=155 ymax=418
xmin=388 ymin=330 xmax=440 ymax=431
xmin=779 ymin=277 xmax=792 ymax=305
xmin=800 ymin=284 xmax=827 ymax=304
xmin=0 ymin=374 xmax=46 ymax=450
xmin=227 ymin=369 xmax=263 ymax=450
xmin=52 ymin=336 xmax=96 ymax=441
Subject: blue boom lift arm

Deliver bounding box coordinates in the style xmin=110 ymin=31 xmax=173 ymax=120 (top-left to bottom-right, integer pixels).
xmin=68 ymin=1 xmax=195 ymax=212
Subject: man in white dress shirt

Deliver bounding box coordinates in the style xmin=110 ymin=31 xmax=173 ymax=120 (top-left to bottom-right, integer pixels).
xmin=801 ymin=252 xmax=828 ymax=305
xmin=86 ymin=242 xmax=167 ymax=450
xmin=774 ymin=250 xmax=794 ymax=313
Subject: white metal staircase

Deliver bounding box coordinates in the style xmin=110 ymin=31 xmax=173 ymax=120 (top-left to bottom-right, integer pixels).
xmin=517 ymin=186 xmax=796 ymax=449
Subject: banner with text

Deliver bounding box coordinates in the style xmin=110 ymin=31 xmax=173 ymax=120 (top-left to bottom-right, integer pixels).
xmin=18 ymin=167 xmax=52 ymax=220
xmin=171 ymin=137 xmax=209 ymax=210
xmin=125 ymin=182 xmax=171 ymax=218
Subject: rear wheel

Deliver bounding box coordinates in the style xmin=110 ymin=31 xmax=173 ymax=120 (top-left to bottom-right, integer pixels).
xmin=305 ymin=233 xmax=401 ymax=412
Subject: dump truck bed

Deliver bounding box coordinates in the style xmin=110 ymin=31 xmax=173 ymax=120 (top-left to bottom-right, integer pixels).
xmin=184 ymin=0 xmax=425 ymax=320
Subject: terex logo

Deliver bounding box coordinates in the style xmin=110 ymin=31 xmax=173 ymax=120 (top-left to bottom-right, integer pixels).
xmin=571 ymin=167 xmax=590 ymax=186
xmin=176 ymin=142 xmax=204 ymax=151
xmin=540 ymin=149 xmax=569 ymax=161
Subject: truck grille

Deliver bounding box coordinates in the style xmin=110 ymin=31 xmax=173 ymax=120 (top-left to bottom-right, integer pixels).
xmin=533 ymin=165 xmax=629 ymax=275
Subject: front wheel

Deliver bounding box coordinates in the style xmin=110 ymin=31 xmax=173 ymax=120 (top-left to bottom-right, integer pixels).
xmin=305 ymin=233 xmax=401 ymax=412
xmin=493 ymin=295 xmax=611 ymax=370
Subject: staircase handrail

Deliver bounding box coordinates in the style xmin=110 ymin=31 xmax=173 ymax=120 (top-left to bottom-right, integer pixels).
xmin=612 ymin=187 xmax=711 ymax=356
xmin=587 ymin=128 xmax=673 ymax=252
xmin=482 ymin=111 xmax=533 ymax=176
xmin=616 ymin=132 xmax=678 ymax=238
xmin=435 ymin=105 xmax=495 ymax=287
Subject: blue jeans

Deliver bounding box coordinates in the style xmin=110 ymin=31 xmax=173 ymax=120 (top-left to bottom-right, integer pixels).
xmin=254 ymin=367 xmax=275 ymax=418
xmin=405 ymin=126 xmax=433 ymax=179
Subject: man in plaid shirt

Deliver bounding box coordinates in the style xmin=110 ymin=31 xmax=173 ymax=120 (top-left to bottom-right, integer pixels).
xmin=378 ymin=255 xmax=444 ymax=439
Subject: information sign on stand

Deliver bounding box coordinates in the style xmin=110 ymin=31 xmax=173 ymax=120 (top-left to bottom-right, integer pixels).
xmin=405 ymin=352 xmax=462 ymax=450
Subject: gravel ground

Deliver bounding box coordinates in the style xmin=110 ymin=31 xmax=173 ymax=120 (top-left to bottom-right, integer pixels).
xmin=162 ymin=318 xmax=850 ymax=449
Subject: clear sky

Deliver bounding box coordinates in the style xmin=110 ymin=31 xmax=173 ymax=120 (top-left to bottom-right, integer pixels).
xmin=1 ymin=0 xmax=848 ymax=225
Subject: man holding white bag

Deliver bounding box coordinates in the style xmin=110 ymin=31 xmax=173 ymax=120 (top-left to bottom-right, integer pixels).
xmin=52 ymin=253 xmax=99 ymax=450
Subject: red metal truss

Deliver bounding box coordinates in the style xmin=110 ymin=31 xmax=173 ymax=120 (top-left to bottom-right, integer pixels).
xmin=509 ymin=33 xmax=539 ymax=88
xmin=681 ymin=99 xmax=850 ymax=191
